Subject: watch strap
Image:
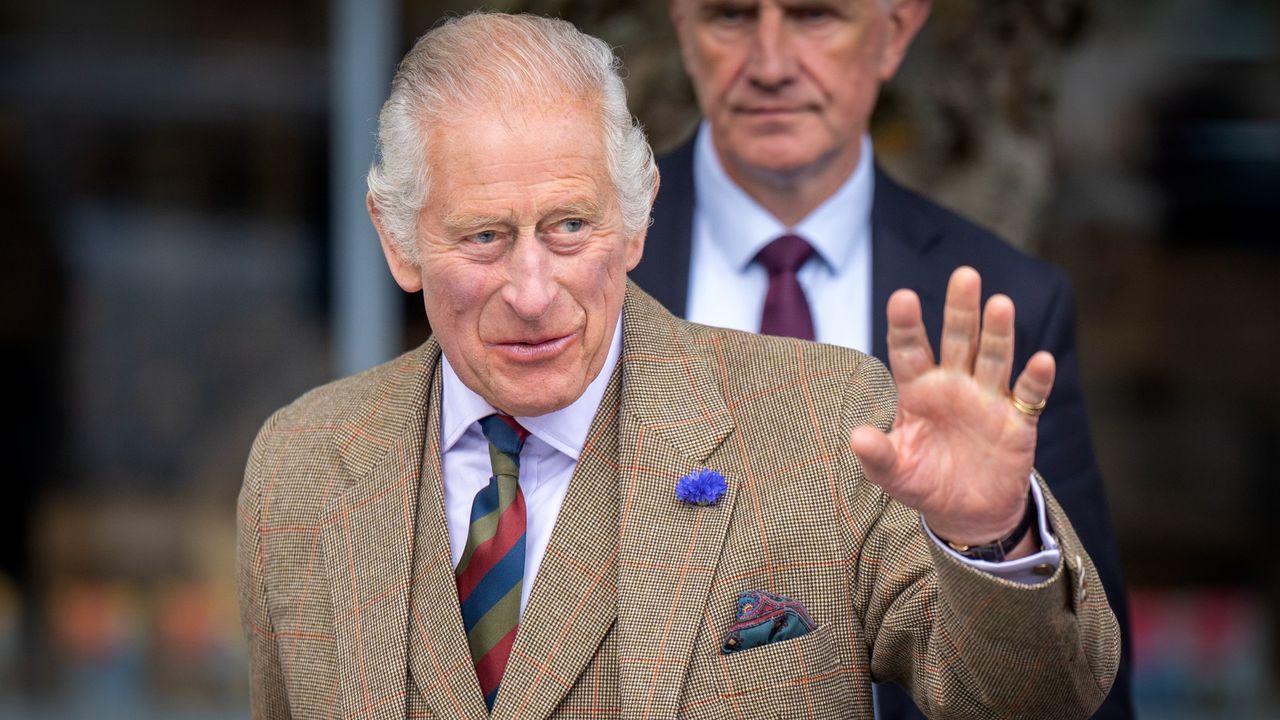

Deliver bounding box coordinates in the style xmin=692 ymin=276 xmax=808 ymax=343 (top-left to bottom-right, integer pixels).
xmin=943 ymin=492 xmax=1037 ymax=562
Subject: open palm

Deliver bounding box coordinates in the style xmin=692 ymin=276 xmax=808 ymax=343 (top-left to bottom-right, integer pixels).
xmin=850 ymin=267 xmax=1055 ymax=545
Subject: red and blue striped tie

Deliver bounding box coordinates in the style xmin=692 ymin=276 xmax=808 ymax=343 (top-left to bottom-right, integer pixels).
xmin=457 ymin=413 xmax=529 ymax=711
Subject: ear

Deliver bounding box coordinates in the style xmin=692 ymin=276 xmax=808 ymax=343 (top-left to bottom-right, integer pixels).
xmin=625 ymin=169 xmax=660 ymax=272
xmin=879 ymin=0 xmax=932 ymax=81
xmin=625 ymin=227 xmax=647 ymax=274
xmin=368 ymin=193 xmax=424 ymax=293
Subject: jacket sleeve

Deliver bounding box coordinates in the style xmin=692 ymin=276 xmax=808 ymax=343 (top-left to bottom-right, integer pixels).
xmin=237 ymin=413 xmax=294 ymax=720
xmin=840 ymin=355 xmax=1121 ymax=719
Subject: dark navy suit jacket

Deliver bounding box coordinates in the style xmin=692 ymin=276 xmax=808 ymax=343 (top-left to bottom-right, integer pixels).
xmin=630 ymin=138 xmax=1133 ymax=720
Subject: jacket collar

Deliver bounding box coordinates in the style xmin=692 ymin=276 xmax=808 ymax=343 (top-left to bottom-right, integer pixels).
xmin=320 ymin=338 xmax=445 ymax=720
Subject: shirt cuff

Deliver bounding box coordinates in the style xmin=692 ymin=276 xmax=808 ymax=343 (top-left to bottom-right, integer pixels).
xmin=921 ymin=476 xmax=1061 ymax=585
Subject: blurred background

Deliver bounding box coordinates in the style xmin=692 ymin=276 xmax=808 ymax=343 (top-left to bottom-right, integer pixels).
xmin=1 ymin=0 xmax=1277 ymax=717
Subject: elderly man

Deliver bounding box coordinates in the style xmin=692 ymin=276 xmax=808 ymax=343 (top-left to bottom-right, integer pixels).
xmin=629 ymin=2 xmax=1133 ymax=718
xmin=238 ymin=12 xmax=1118 ymax=720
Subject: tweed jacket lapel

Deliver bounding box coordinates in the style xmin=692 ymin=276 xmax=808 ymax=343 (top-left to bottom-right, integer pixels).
xmin=404 ymin=346 xmax=490 ymax=720
xmin=318 ymin=341 xmax=441 ymax=720
xmin=490 ymin=362 xmax=624 ymax=719
xmin=397 ymin=334 xmax=626 ymax=719
xmin=614 ymin=284 xmax=738 ymax=719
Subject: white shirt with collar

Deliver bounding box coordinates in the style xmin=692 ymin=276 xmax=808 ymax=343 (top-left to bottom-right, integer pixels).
xmin=687 ymin=122 xmax=874 ymax=353
xmin=685 ymin=122 xmax=1060 ymax=583
xmin=439 ymin=316 xmax=623 ymax=615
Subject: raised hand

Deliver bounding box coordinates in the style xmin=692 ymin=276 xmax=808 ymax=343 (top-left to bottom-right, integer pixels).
xmin=849 ymin=266 xmax=1055 ymax=548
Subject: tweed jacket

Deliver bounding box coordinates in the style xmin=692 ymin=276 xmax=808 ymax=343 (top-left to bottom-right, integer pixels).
xmin=238 ymin=283 xmax=1120 ymax=720
xmin=630 ymin=138 xmax=1134 ymax=719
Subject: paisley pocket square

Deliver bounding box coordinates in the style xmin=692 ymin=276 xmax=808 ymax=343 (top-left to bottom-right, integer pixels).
xmin=721 ymin=589 xmax=816 ymax=654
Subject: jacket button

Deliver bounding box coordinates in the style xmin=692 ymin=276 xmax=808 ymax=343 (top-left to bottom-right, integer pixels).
xmin=1031 ymin=563 xmax=1054 ymax=576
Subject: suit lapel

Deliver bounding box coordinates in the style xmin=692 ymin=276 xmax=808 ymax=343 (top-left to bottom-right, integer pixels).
xmin=614 ymin=285 xmax=738 ymax=720
xmin=405 ymin=352 xmax=490 ymax=720
xmin=491 ymin=363 xmax=624 ymax=720
xmin=319 ymin=343 xmax=439 ymax=720
xmin=871 ymin=166 xmax=945 ymax=362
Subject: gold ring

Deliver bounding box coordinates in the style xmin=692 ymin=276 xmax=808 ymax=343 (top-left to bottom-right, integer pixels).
xmin=1010 ymin=394 xmax=1047 ymax=417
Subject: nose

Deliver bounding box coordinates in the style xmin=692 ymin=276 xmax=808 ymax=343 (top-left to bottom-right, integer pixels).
xmin=746 ymin=7 xmax=795 ymax=90
xmin=501 ymin=232 xmax=557 ymax=321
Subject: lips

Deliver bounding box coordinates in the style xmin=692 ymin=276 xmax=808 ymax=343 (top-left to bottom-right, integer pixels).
xmin=488 ymin=332 xmax=577 ymax=362
xmin=730 ymin=106 xmax=818 ymax=127
xmin=731 ymin=99 xmax=818 ymax=115
xmin=738 ymin=106 xmax=805 ymax=114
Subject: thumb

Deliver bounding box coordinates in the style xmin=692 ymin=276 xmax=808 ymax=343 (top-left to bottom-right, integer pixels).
xmin=850 ymin=425 xmax=899 ymax=491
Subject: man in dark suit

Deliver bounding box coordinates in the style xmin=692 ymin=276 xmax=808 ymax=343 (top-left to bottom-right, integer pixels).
xmin=630 ymin=2 xmax=1133 ymax=717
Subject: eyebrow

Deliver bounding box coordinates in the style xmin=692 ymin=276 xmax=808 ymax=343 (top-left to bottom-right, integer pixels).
xmin=546 ymin=198 xmax=607 ymax=221
xmin=440 ymin=209 xmax=512 ymax=235
xmin=439 ymin=198 xmax=607 ymax=235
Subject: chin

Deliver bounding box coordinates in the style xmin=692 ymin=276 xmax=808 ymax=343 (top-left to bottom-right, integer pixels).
xmin=731 ymin=138 xmax=828 ymax=176
xmin=493 ymin=385 xmax=578 ymax=418
xmin=745 ymin=153 xmax=829 ymax=183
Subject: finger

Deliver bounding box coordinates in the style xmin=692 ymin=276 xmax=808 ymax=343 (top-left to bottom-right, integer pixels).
xmin=973 ymin=293 xmax=1015 ymax=392
xmin=885 ymin=288 xmax=935 ymax=385
xmin=849 ymin=425 xmax=900 ymax=492
xmin=1011 ymin=350 xmax=1056 ymax=422
xmin=938 ymin=267 xmax=982 ymax=372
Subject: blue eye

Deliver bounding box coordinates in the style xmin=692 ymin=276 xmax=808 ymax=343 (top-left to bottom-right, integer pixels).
xmin=561 ymin=219 xmax=584 ymax=233
xmin=471 ymin=230 xmax=497 ymax=244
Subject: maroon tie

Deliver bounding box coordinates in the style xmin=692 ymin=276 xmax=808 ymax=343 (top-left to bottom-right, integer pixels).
xmin=755 ymin=234 xmax=816 ymax=341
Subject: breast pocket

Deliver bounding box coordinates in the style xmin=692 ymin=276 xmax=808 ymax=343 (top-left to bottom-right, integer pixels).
xmin=714 ymin=624 xmax=861 ymax=719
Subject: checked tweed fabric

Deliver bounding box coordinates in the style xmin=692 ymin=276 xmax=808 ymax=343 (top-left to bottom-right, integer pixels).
xmin=457 ymin=414 xmax=530 ymax=710
xmin=238 ymin=282 xmax=1120 ymax=720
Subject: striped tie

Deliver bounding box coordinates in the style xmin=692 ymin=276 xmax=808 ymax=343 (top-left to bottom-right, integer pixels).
xmin=457 ymin=413 xmax=529 ymax=711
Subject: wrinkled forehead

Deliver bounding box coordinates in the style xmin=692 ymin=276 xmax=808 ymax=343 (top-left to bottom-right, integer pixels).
xmin=417 ymin=68 xmax=607 ymax=149
xmin=419 ymin=104 xmax=614 ymax=217
xmin=421 ymin=92 xmax=608 ymax=166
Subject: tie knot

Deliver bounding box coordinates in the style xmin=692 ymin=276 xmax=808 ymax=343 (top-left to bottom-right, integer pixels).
xmin=479 ymin=413 xmax=529 ymax=456
xmin=755 ymin=234 xmax=815 ymax=277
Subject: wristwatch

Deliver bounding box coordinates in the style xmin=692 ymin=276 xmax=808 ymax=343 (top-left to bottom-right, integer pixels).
xmin=943 ymin=492 xmax=1037 ymax=562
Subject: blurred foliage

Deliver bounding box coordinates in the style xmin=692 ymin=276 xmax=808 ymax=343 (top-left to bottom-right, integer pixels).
xmin=877 ymin=0 xmax=1095 ymax=247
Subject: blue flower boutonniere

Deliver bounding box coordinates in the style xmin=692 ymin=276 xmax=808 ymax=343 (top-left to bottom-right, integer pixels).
xmin=675 ymin=469 xmax=727 ymax=507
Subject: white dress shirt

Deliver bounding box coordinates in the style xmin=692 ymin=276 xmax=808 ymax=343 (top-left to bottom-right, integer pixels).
xmin=685 ymin=123 xmax=1060 ymax=582
xmin=439 ymin=317 xmax=623 ymax=615
xmin=687 ymin=123 xmax=874 ymax=353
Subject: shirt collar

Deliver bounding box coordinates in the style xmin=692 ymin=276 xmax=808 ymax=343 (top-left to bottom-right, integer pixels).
xmin=440 ymin=314 xmax=623 ymax=461
xmin=693 ymin=121 xmax=874 ymax=274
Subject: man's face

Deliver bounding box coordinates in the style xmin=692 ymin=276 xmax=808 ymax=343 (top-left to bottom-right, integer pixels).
xmin=377 ymin=105 xmax=644 ymax=417
xmin=671 ymin=0 xmax=922 ymax=184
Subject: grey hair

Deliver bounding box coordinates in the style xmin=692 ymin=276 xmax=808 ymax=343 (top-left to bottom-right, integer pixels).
xmin=366 ymin=12 xmax=658 ymax=263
